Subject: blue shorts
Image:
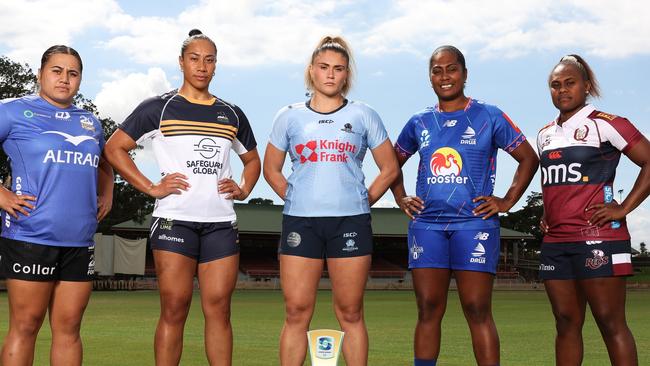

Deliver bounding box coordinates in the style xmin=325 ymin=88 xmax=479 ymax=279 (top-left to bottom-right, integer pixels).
xmin=539 ymin=240 xmax=633 ymax=280
xmin=407 ymin=227 xmax=499 ymax=274
xmin=149 ymin=217 xmax=239 ymax=263
xmin=279 ymin=214 xmax=373 ymax=259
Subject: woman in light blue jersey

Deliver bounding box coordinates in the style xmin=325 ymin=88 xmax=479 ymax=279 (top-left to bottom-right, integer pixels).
xmin=391 ymin=45 xmax=538 ymax=366
xmin=264 ymin=36 xmax=399 ymax=366
xmin=0 ymin=45 xmax=113 ymax=366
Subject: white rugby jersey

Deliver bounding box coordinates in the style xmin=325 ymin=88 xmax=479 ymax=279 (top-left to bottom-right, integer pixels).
xmin=120 ymin=90 xmax=257 ymax=222
xmin=537 ymin=104 xmax=642 ymax=243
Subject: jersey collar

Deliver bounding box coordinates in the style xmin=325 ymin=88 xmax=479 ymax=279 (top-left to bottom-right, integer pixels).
xmin=555 ymin=104 xmax=596 ymax=128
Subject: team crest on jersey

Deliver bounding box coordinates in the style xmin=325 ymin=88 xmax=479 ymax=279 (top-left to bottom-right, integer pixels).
xmin=216 ymin=112 xmax=230 ymax=123
xmin=540 ymin=135 xmax=552 ymax=149
xmin=427 ymin=147 xmax=468 ymax=185
xmin=340 ymin=123 xmax=355 ymax=134
xmin=573 ymin=125 xmax=589 ymax=141
xmin=585 ymin=249 xmax=609 ymax=269
xmin=79 ymin=115 xmax=95 ymax=132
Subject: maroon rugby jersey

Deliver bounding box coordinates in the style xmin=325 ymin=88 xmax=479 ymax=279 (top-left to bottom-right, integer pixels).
xmin=537 ymin=105 xmax=642 ymax=243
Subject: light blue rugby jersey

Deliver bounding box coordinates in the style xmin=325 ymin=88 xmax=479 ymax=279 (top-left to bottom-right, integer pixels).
xmin=269 ymin=99 xmax=388 ymax=217
xmin=0 ymin=95 xmax=104 ymax=247
xmin=395 ymin=99 xmax=526 ymax=231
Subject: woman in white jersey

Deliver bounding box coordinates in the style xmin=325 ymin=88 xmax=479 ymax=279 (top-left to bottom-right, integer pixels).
xmin=104 ymin=30 xmax=260 ymax=365
xmin=264 ymin=36 xmax=399 ymax=366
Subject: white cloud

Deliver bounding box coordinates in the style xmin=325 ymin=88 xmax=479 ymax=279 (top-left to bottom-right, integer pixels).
xmin=1 ymin=0 xmax=649 ymax=70
xmin=100 ymin=0 xmax=346 ymax=66
xmin=372 ymin=198 xmax=399 ymax=208
xmin=627 ymin=206 xmax=650 ymax=250
xmin=0 ymin=0 xmax=123 ymax=67
xmin=94 ymin=68 xmax=172 ymax=123
xmin=359 ymin=0 xmax=650 ymax=59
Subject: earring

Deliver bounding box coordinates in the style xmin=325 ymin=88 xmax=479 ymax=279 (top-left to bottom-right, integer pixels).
xmin=212 ymin=72 xmax=215 ymax=76
xmin=585 ymin=90 xmax=590 ymax=94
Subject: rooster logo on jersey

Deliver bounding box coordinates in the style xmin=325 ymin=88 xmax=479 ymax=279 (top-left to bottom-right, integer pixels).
xmin=430 ymin=147 xmax=462 ymax=176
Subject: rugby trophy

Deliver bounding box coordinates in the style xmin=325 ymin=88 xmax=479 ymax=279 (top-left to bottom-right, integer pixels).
xmin=307 ymin=329 xmax=344 ymax=365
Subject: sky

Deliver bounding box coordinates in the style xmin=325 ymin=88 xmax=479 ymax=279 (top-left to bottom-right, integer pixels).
xmin=1 ymin=0 xmax=649 ymax=248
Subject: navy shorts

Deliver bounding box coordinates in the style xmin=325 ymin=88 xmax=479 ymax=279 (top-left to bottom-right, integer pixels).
xmin=149 ymin=217 xmax=239 ymax=263
xmin=0 ymin=237 xmax=94 ymax=281
xmin=539 ymin=240 xmax=633 ymax=280
xmin=407 ymin=227 xmax=500 ymax=274
xmin=279 ymin=214 xmax=373 ymax=259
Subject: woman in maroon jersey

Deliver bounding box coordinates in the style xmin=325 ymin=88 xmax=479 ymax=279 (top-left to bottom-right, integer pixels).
xmin=537 ymin=54 xmax=650 ymax=365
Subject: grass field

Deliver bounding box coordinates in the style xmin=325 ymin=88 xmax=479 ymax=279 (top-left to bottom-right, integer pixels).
xmin=0 ymin=290 xmax=649 ymax=365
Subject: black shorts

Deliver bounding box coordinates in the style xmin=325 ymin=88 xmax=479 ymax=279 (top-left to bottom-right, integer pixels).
xmin=149 ymin=217 xmax=239 ymax=263
xmin=279 ymin=214 xmax=373 ymax=259
xmin=539 ymin=240 xmax=633 ymax=280
xmin=0 ymin=237 xmax=94 ymax=281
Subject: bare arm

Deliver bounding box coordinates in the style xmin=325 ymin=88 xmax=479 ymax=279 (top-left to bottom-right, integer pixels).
xmin=366 ymin=139 xmax=399 ymax=206
xmin=96 ymin=155 xmax=114 ymax=221
xmin=587 ymin=136 xmax=650 ymax=226
xmin=473 ymin=140 xmax=539 ymax=219
xmin=389 ymin=147 xmax=423 ymax=219
xmin=103 ymin=129 xmax=189 ymax=198
xmin=218 ymin=148 xmax=261 ymax=200
xmin=263 ymin=143 xmax=288 ymax=200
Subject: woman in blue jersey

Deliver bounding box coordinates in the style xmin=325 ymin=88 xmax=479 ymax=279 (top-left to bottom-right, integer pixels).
xmin=104 ymin=29 xmax=260 ymax=366
xmin=391 ymin=45 xmax=538 ymax=366
xmin=538 ymin=55 xmax=649 ymax=366
xmin=264 ymin=36 xmax=399 ymax=366
xmin=0 ymin=45 xmax=113 ymax=365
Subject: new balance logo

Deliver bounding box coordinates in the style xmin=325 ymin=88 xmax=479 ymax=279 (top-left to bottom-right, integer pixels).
xmin=443 ymin=119 xmax=457 ymax=127
xmin=474 ymin=232 xmax=490 ymax=241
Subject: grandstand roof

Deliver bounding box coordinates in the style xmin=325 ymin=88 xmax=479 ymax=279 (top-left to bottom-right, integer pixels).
xmin=112 ymin=204 xmax=534 ymax=239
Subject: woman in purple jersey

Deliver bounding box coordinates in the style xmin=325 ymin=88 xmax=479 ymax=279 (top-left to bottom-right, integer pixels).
xmin=391 ymin=45 xmax=537 ymax=366
xmin=105 ymin=30 xmax=260 ymax=366
xmin=539 ymin=54 xmax=650 ymax=366
xmin=264 ymin=36 xmax=398 ymax=366
xmin=0 ymin=46 xmax=113 ymax=366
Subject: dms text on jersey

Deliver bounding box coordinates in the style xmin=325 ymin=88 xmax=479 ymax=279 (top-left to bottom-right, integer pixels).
xmin=540 ymin=145 xmax=620 ymax=186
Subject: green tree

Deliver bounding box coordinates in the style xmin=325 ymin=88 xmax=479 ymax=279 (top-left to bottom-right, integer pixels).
xmin=248 ymin=197 xmax=274 ymax=205
xmin=0 ymin=55 xmax=153 ymax=233
xmin=0 ymin=56 xmax=38 ymax=183
xmin=640 ymin=242 xmax=647 ymax=257
xmin=500 ymin=191 xmax=544 ymax=253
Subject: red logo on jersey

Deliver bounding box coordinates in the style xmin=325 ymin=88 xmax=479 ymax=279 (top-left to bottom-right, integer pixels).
xmin=548 ymin=151 xmax=562 ymax=160
xmin=574 ymin=125 xmax=589 ymax=141
xmin=295 ymin=141 xmax=318 ymax=163
xmin=295 ymin=139 xmax=357 ymax=164
xmin=430 ymin=147 xmax=462 ymax=176
xmin=585 ymin=249 xmax=609 ymax=270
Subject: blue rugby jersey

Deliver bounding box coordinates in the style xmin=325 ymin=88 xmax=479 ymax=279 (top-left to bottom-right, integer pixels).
xmin=395 ymin=99 xmax=526 ymax=230
xmin=0 ymin=95 xmax=104 ymax=247
xmin=269 ymin=99 xmax=388 ymax=217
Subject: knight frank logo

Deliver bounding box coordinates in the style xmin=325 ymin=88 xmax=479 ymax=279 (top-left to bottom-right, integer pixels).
xmin=585 ymin=249 xmax=609 ymax=270
xmin=295 ymin=139 xmax=357 ymax=164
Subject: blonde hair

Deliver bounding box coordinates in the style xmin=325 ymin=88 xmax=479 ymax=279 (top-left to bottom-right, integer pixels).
xmin=304 ymin=36 xmax=355 ymax=96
